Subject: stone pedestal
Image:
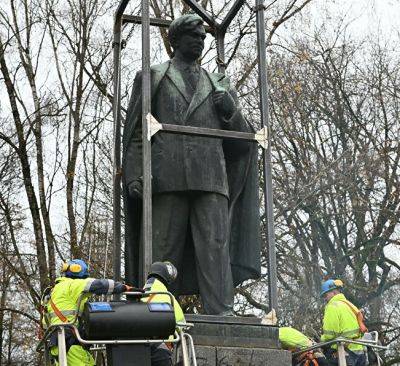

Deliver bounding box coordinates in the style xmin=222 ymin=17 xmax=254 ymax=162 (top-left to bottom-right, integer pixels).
xmin=185 ymin=315 xmax=291 ymax=366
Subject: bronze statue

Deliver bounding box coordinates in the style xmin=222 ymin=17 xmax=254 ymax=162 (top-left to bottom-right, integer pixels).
xmin=123 ymin=14 xmax=260 ymax=315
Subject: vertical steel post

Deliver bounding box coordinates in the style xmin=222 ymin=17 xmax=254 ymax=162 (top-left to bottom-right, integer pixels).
xmin=255 ymin=0 xmax=278 ymax=312
xmin=113 ymin=14 xmax=123 ymax=283
xmin=337 ymin=343 xmax=347 ymax=366
xmin=141 ymin=0 xmax=153 ymax=285
xmin=180 ymin=330 xmax=190 ymax=366
xmin=216 ymin=30 xmax=226 ymax=74
xmin=57 ymin=327 xmax=68 ymax=366
xmin=44 ymin=343 xmax=51 ymax=365
xmin=215 ymin=0 xmax=245 ymax=74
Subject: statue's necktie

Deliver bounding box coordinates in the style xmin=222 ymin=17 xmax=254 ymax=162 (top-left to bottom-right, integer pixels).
xmin=184 ymin=66 xmax=200 ymax=92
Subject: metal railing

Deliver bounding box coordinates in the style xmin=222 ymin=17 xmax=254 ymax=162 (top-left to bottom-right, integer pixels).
xmin=292 ymin=332 xmax=387 ymax=366
xmin=37 ymin=323 xmax=181 ymax=366
xmin=177 ymin=322 xmax=197 ymax=366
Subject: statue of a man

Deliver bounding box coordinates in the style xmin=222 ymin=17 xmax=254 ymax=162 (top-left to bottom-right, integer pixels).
xmin=123 ymin=14 xmax=261 ymax=315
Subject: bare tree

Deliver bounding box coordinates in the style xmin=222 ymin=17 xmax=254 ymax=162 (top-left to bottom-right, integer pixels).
xmin=10 ymin=0 xmax=400 ymax=363
xmin=234 ymin=23 xmax=400 ymax=362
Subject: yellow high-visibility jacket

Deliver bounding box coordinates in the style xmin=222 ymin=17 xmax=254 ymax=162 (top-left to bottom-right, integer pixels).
xmin=279 ymin=327 xmax=313 ymax=351
xmin=46 ymin=277 xmax=93 ymax=326
xmin=45 ymin=276 xmax=126 ymax=326
xmin=142 ymin=277 xmax=185 ymax=324
xmin=321 ymin=293 xmax=364 ymax=352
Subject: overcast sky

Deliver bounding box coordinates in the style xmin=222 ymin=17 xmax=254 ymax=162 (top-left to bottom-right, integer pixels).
xmin=311 ymin=0 xmax=400 ymax=40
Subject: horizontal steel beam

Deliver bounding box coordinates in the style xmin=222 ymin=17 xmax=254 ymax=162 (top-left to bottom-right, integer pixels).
xmin=147 ymin=114 xmax=268 ymax=148
xmin=122 ymin=14 xmax=172 ymax=27
xmin=160 ymin=124 xmax=256 ymax=141
xmin=122 ymin=15 xmax=214 ymax=33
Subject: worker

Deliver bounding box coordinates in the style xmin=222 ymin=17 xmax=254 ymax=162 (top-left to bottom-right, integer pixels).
xmin=320 ymin=279 xmax=367 ymax=366
xmin=142 ymin=261 xmax=186 ymax=366
xmin=279 ymin=327 xmax=329 ymax=366
xmin=42 ymin=259 xmax=133 ymax=365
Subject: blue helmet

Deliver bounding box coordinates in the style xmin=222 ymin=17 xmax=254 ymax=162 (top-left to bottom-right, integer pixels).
xmin=62 ymin=259 xmax=89 ymax=279
xmin=320 ymin=279 xmax=343 ymax=297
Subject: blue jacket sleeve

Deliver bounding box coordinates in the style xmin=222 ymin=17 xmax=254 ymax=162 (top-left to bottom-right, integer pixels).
xmin=85 ymin=279 xmax=126 ymax=295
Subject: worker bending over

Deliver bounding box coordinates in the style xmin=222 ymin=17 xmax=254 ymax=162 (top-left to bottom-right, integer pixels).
xmin=142 ymin=261 xmax=185 ymax=366
xmin=279 ymin=327 xmax=328 ymax=366
xmin=42 ymin=259 xmax=133 ymax=365
xmin=320 ymin=279 xmax=367 ymax=366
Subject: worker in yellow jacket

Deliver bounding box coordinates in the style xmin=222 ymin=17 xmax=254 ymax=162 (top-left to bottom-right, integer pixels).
xmin=320 ymin=279 xmax=367 ymax=366
xmin=279 ymin=327 xmax=328 ymax=366
xmin=142 ymin=261 xmax=186 ymax=366
xmin=43 ymin=259 xmax=132 ymax=366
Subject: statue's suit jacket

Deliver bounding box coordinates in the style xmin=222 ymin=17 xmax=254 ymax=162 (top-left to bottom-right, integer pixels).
xmin=123 ymin=60 xmax=261 ymax=293
xmin=124 ymin=60 xmax=248 ymax=196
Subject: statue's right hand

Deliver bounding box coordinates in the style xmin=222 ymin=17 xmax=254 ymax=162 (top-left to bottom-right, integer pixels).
xmin=128 ymin=178 xmax=143 ymax=199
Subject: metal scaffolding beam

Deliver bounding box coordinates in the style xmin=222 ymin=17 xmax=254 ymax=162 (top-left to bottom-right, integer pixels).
xmin=123 ymin=14 xmax=173 ymax=28
xmin=255 ymin=0 xmax=278 ymax=312
xmin=140 ymin=0 xmax=153 ymax=286
xmin=219 ymin=0 xmax=245 ymax=33
xmin=122 ymin=15 xmax=214 ymax=33
xmin=181 ymin=0 xmax=216 ymax=27
xmin=112 ymin=0 xmax=130 ymax=284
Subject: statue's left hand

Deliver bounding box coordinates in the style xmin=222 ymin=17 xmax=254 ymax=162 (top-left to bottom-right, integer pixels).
xmin=128 ymin=178 xmax=143 ymax=199
xmin=213 ymin=89 xmax=236 ymax=120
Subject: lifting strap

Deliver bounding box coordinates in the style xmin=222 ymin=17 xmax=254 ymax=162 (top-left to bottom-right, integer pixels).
xmin=297 ymin=350 xmax=319 ymax=366
xmin=338 ymin=299 xmax=368 ymax=334
xmin=49 ymin=298 xmax=68 ymax=323
xmin=304 ymin=359 xmax=318 ymax=366
xmin=146 ymin=294 xmax=156 ymax=303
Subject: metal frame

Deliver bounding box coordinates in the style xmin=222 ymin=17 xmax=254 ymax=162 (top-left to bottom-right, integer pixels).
xmin=37 ymin=323 xmax=181 ymax=366
xmin=255 ymin=0 xmax=277 ymax=312
xmin=178 ymin=328 xmax=198 ymax=366
xmin=292 ymin=333 xmax=388 ymax=366
xmin=37 ymin=291 xmax=183 ymax=365
xmin=113 ymin=0 xmax=278 ymax=312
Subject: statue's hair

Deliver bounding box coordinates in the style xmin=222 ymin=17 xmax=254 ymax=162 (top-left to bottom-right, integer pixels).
xmin=168 ymin=14 xmax=204 ymax=49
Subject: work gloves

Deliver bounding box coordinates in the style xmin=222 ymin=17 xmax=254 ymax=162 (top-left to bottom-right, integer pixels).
xmin=124 ymin=285 xmax=144 ymax=293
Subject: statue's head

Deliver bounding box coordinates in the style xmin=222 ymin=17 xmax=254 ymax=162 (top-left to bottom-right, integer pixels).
xmin=168 ymin=14 xmax=206 ymax=61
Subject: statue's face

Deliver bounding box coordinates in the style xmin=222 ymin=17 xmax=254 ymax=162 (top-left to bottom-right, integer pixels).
xmin=175 ymin=24 xmax=206 ymax=61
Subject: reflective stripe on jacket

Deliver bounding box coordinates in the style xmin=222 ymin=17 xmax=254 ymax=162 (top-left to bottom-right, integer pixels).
xmin=279 ymin=327 xmax=313 ymax=351
xmin=142 ymin=277 xmax=185 ymax=324
xmin=321 ymin=293 xmax=364 ymax=351
xmin=46 ymin=277 xmax=126 ymax=326
xmin=46 ymin=277 xmax=94 ymax=325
